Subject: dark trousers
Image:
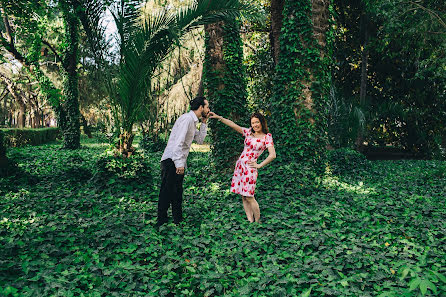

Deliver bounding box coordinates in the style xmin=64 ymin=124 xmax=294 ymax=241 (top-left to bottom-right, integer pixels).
xmin=157 ymin=159 xmax=185 ymax=225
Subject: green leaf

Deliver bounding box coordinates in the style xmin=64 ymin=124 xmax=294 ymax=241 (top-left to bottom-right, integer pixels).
xmin=300 ymin=287 xmax=312 ymax=297
xmin=400 ymin=267 xmax=410 ymax=280
xmin=186 ymin=266 xmax=196 ymax=273
xmin=432 ymin=271 xmax=446 ymax=283
xmin=409 ymin=278 xmax=421 ymax=291
xmin=419 ymin=279 xmax=428 ymax=296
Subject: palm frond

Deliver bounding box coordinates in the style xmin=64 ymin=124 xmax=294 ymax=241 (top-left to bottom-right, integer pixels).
xmin=107 ymin=0 xmax=257 ymax=135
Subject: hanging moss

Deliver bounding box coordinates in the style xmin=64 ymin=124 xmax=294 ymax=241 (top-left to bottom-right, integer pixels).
xmin=204 ymin=19 xmax=248 ymax=169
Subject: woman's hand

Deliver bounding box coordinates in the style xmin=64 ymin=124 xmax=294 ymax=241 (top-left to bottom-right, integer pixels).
xmin=208 ymin=112 xmax=221 ymax=120
xmin=248 ymin=161 xmax=261 ymax=169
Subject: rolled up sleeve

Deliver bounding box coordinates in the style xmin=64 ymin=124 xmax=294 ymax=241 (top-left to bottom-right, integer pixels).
xmin=193 ymin=123 xmax=207 ymax=144
xmin=171 ymin=119 xmax=189 ymax=168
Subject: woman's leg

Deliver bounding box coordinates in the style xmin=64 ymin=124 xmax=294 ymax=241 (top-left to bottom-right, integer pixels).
xmin=245 ymin=196 xmax=261 ymax=223
xmin=242 ymin=196 xmax=254 ymax=222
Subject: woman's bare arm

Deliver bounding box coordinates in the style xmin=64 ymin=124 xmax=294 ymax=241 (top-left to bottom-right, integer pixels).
xmin=209 ymin=112 xmax=243 ymax=135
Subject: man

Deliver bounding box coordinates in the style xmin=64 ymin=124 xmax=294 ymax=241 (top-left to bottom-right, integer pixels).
xmin=156 ymin=96 xmax=210 ymax=227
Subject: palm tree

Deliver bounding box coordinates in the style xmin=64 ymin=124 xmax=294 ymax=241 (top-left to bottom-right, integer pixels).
xmin=106 ymin=0 xmax=252 ymax=157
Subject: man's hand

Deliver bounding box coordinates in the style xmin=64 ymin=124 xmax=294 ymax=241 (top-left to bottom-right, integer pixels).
xmin=176 ymin=167 xmax=185 ymax=175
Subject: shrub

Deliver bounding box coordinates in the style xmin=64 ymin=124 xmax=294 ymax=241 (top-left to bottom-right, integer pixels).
xmin=0 ymin=131 xmax=17 ymax=177
xmin=327 ymin=148 xmax=370 ymax=175
xmin=141 ymin=134 xmax=167 ymax=153
xmin=92 ymin=154 xmax=153 ymax=189
xmin=1 ymin=128 xmax=59 ymax=147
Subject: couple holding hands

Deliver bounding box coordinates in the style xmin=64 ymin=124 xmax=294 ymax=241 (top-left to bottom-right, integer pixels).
xmin=156 ymin=96 xmax=276 ymax=227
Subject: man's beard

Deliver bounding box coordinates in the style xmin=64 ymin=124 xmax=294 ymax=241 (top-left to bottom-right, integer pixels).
xmin=201 ymin=110 xmax=208 ymax=118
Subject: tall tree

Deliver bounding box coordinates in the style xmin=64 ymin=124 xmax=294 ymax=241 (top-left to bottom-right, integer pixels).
xmin=204 ymin=17 xmax=248 ymax=168
xmin=269 ymin=0 xmax=332 ymax=191
xmin=270 ymin=0 xmax=284 ymax=65
xmin=0 ymin=0 xmax=106 ymax=148
xmin=59 ymin=1 xmax=81 ymax=148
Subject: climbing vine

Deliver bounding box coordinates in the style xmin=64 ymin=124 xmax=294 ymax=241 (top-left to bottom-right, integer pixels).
xmin=204 ymin=19 xmax=248 ymax=169
xmin=262 ymin=0 xmax=333 ymax=193
xmin=60 ymin=2 xmax=81 ymax=149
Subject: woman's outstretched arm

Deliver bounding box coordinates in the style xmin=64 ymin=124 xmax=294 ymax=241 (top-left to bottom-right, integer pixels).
xmin=209 ymin=112 xmax=243 ymax=135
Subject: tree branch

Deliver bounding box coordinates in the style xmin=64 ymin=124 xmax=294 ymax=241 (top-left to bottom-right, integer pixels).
xmin=41 ymin=40 xmax=63 ymax=63
xmin=408 ymin=1 xmax=446 ymax=29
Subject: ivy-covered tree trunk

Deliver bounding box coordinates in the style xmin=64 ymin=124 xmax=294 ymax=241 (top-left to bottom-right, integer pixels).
xmin=60 ymin=4 xmax=81 ymax=149
xmin=270 ymin=0 xmax=284 ymax=66
xmin=268 ymin=0 xmax=332 ymax=193
xmin=204 ymin=19 xmax=248 ymax=169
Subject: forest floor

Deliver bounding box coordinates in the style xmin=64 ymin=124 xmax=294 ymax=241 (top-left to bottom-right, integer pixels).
xmin=1 ymin=136 xmax=445 ymax=296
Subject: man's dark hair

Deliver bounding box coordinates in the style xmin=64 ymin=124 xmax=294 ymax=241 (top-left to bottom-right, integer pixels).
xmin=190 ymin=96 xmax=207 ymax=110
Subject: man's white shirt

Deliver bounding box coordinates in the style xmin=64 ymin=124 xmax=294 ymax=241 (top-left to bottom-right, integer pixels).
xmin=161 ymin=111 xmax=207 ymax=168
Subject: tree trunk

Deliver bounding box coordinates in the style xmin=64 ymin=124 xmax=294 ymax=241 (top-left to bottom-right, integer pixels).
xmin=356 ymin=9 xmax=369 ymax=150
xmin=18 ymin=100 xmax=26 ymax=128
xmin=270 ymin=0 xmax=331 ymax=185
xmin=2 ymin=75 xmax=27 ymax=128
xmin=81 ymin=113 xmax=92 ymax=138
xmin=270 ymin=0 xmax=284 ymax=65
xmin=204 ymin=19 xmax=248 ymax=168
xmin=117 ymin=131 xmax=135 ymax=157
xmin=61 ymin=6 xmax=81 ymax=149
xmin=0 ymin=88 xmax=7 ymax=125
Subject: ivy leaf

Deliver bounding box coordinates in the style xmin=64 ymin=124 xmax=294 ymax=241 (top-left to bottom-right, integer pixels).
xmin=409 ymin=278 xmax=421 ymax=291
xmin=419 ymin=279 xmax=428 ymax=296
xmin=300 ymin=287 xmax=312 ymax=297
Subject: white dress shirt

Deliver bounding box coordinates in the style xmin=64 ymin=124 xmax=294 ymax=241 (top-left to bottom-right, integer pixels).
xmin=161 ymin=111 xmax=207 ymax=168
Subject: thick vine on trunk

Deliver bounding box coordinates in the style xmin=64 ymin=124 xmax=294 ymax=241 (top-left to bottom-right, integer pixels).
xmin=61 ymin=6 xmax=81 ymax=149
xmin=204 ymin=19 xmax=248 ymax=169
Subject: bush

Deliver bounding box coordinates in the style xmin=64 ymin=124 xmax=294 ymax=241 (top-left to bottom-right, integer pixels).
xmin=0 ymin=131 xmax=17 ymax=177
xmin=141 ymin=134 xmax=167 ymax=153
xmin=327 ymin=148 xmax=370 ymax=175
xmin=1 ymin=128 xmax=59 ymax=147
xmin=92 ymin=154 xmax=153 ymax=189
xmin=256 ymin=157 xmax=325 ymax=197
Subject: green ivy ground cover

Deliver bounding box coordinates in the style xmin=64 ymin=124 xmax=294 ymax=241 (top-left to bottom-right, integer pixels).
xmin=0 ymin=137 xmax=445 ymax=296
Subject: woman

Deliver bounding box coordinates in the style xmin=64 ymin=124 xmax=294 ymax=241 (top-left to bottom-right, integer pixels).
xmin=209 ymin=112 xmax=276 ymax=223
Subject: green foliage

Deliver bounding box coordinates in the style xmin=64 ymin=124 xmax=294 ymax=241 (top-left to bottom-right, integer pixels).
xmin=332 ymin=0 xmax=446 ymax=158
xmin=269 ymin=0 xmax=333 ymax=190
xmin=204 ymin=18 xmax=248 ymax=168
xmin=107 ymin=0 xmax=251 ymax=153
xmin=1 ymin=128 xmax=59 ymax=147
xmin=0 ymin=130 xmax=5 ymax=158
xmin=245 ymin=33 xmax=275 ymax=113
xmin=92 ymin=154 xmax=153 ymax=190
xmin=1 ymin=138 xmax=445 ymax=295
xmin=325 ymin=87 xmax=366 ymax=148
xmin=141 ymin=133 xmax=167 ymax=153
xmin=327 ymin=148 xmax=370 ymax=175
xmin=0 ymin=130 xmax=16 ymax=178
xmin=59 ymin=1 xmax=82 ymax=149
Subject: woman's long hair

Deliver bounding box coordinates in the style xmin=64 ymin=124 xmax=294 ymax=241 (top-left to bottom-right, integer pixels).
xmin=250 ymin=112 xmax=269 ymax=134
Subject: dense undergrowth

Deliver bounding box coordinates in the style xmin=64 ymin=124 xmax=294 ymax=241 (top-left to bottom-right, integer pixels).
xmin=0 ymin=136 xmax=445 ymax=296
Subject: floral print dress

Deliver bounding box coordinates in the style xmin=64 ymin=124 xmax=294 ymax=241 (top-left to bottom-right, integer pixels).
xmin=230 ymin=128 xmax=274 ymax=197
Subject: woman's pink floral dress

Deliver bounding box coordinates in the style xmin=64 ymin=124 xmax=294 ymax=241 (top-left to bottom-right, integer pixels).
xmin=231 ymin=128 xmax=274 ymax=197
